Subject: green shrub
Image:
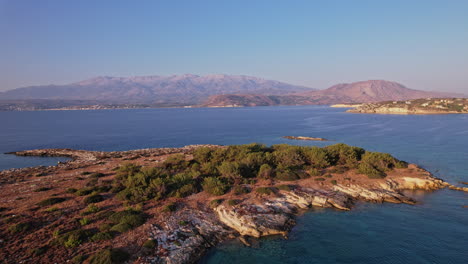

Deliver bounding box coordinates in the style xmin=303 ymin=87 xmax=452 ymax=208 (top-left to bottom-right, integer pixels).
xmin=66 ymin=188 xmax=78 ymax=194
xmin=202 ymin=177 xmax=229 ymax=195
xmin=276 ymin=185 xmax=293 ymax=191
xmin=193 ymin=147 xmax=213 ymax=163
xmin=360 ymin=151 xmax=401 ymax=172
xmin=34 ymin=187 xmax=51 ymax=192
xmin=255 ymin=187 xmax=273 ymax=195
xmin=257 ymin=164 xmax=274 ymax=179
xmin=227 ymin=199 xmax=239 ymax=206
xmin=90 ymin=232 xmax=114 ymax=242
xmin=314 ymin=177 xmax=325 ymax=181
xmin=275 ymin=170 xmax=299 ymax=181
xmin=357 ymin=163 xmax=386 ymax=179
xmin=309 ymin=168 xmax=322 ymax=176
xmin=79 ymin=218 xmax=90 ymax=226
xmin=232 ymin=185 xmax=250 ymax=195
xmin=331 ymin=180 xmax=337 ymax=185
xmin=45 ymin=206 xmax=59 ymax=212
xmin=75 ymin=187 xmax=94 ymax=196
xmin=395 ymin=160 xmax=409 ymax=168
xmin=71 ymin=255 xmax=87 ymax=264
xmin=173 ymin=183 xmax=197 ymax=198
xmin=209 ymin=199 xmax=223 ymax=208
xmin=324 ymin=174 xmax=333 ymax=178
xmin=8 ymin=222 xmax=31 ymax=233
xmin=143 ymin=239 xmax=157 ymax=249
xmin=37 ymin=197 xmax=66 ymax=207
xmin=302 ymin=147 xmax=331 ymax=168
xmin=88 ymin=248 xmax=130 ymax=264
xmin=99 ymin=223 xmax=113 ymax=232
xmin=30 ymin=246 xmax=48 ymax=256
xmin=84 ymin=194 xmax=104 ymax=204
xmin=162 ymin=202 xmax=177 ymax=212
xmin=81 ymin=171 xmax=91 ymax=175
xmin=110 ymin=223 xmax=133 ymax=233
xmin=326 ymin=143 xmax=365 ymax=168
xmin=328 ymin=166 xmax=347 ymax=174
xmin=90 ymin=172 xmax=105 ymax=178
xmin=56 ymin=229 xmax=93 ymax=248
xmin=272 ymin=145 xmax=306 ymax=169
xmin=83 ymin=204 xmax=100 ymax=214
xmin=108 ymin=209 xmax=146 ymax=231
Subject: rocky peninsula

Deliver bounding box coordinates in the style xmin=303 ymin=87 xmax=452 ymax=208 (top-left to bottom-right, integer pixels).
xmin=348 ymin=98 xmax=468 ymax=114
xmin=1 ymin=143 xmax=467 ymax=264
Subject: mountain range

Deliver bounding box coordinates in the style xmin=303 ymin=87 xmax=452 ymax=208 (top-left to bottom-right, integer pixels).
xmin=0 ymin=75 xmax=463 ymax=109
xmin=0 ymin=74 xmax=312 ymax=105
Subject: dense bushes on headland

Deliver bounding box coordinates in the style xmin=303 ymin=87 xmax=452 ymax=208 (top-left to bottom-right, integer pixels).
xmin=111 ymin=143 xmax=407 ymax=202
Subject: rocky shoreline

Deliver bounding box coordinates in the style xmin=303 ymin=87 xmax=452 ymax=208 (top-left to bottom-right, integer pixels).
xmin=1 ymin=146 xmax=467 ymax=264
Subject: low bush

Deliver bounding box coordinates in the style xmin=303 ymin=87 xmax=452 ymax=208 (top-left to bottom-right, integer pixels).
xmin=162 ymin=202 xmax=176 ymax=212
xmin=30 ymin=246 xmax=48 ymax=256
xmin=88 ymin=248 xmax=130 ymax=264
xmin=66 ymin=188 xmax=78 ymax=194
xmin=309 ymin=168 xmax=322 ymax=177
xmin=202 ymin=177 xmax=229 ymax=195
xmin=71 ymin=255 xmax=87 ymax=264
xmin=275 ymin=170 xmax=299 ymax=181
xmin=314 ymin=177 xmax=325 ymax=181
xmin=331 ymin=180 xmax=337 ymax=185
xmin=232 ymin=185 xmax=250 ymax=195
xmin=45 ymin=206 xmax=59 ymax=212
xmin=227 ymin=199 xmax=239 ymax=206
xmin=90 ymin=172 xmax=105 ymax=178
xmin=276 ymin=185 xmax=293 ymax=191
xmin=84 ymin=194 xmax=104 ymax=204
xmin=83 ymin=204 xmax=100 ymax=215
xmin=99 ymin=223 xmax=113 ymax=232
xmin=255 ymin=187 xmax=273 ymax=195
xmin=143 ymin=239 xmax=157 ymax=249
xmin=8 ymin=222 xmax=31 ymax=233
xmin=37 ymin=197 xmax=66 ymax=207
xmin=90 ymin=232 xmax=114 ymax=242
xmin=110 ymin=223 xmax=132 ymax=233
xmin=108 ymin=209 xmax=146 ymax=232
xmin=209 ymin=199 xmax=223 ymax=208
xmin=56 ymin=229 xmax=93 ymax=248
xmin=79 ymin=218 xmax=90 ymax=226
xmin=75 ymin=187 xmax=95 ymax=196
xmin=34 ymin=187 xmax=51 ymax=192
xmin=357 ymin=163 xmax=386 ymax=179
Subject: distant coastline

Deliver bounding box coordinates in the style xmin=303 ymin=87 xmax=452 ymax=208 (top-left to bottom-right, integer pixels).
xmin=348 ymin=98 xmax=468 ymax=115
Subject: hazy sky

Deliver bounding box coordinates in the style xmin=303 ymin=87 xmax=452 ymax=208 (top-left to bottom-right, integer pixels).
xmin=1 ymin=0 xmax=467 ymax=92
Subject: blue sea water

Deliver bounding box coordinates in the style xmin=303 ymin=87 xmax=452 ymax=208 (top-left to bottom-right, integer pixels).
xmin=0 ymin=106 xmax=467 ymax=263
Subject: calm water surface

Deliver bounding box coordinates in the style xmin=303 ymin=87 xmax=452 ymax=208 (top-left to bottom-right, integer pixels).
xmin=1 ymin=106 xmax=467 ymax=263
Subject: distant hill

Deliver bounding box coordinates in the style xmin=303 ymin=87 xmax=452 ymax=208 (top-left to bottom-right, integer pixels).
xmin=0 ymin=74 xmax=314 ymax=105
xmin=296 ymin=80 xmax=461 ymax=104
xmin=202 ymin=80 xmax=463 ymax=107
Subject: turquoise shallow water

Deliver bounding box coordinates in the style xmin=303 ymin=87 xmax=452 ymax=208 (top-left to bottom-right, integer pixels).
xmin=1 ymin=106 xmax=467 ymax=263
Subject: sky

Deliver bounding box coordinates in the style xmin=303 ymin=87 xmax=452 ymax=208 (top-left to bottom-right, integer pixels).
xmin=0 ymin=0 xmax=467 ymax=93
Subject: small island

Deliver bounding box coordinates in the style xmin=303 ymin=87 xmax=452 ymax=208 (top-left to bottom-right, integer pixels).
xmin=1 ymin=143 xmax=466 ymax=263
xmin=348 ymin=98 xmax=468 ymax=114
xmin=283 ymin=136 xmax=328 ymax=141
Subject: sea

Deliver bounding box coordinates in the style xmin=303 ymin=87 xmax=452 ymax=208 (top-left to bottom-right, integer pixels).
xmin=1 ymin=106 xmax=467 ymax=264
